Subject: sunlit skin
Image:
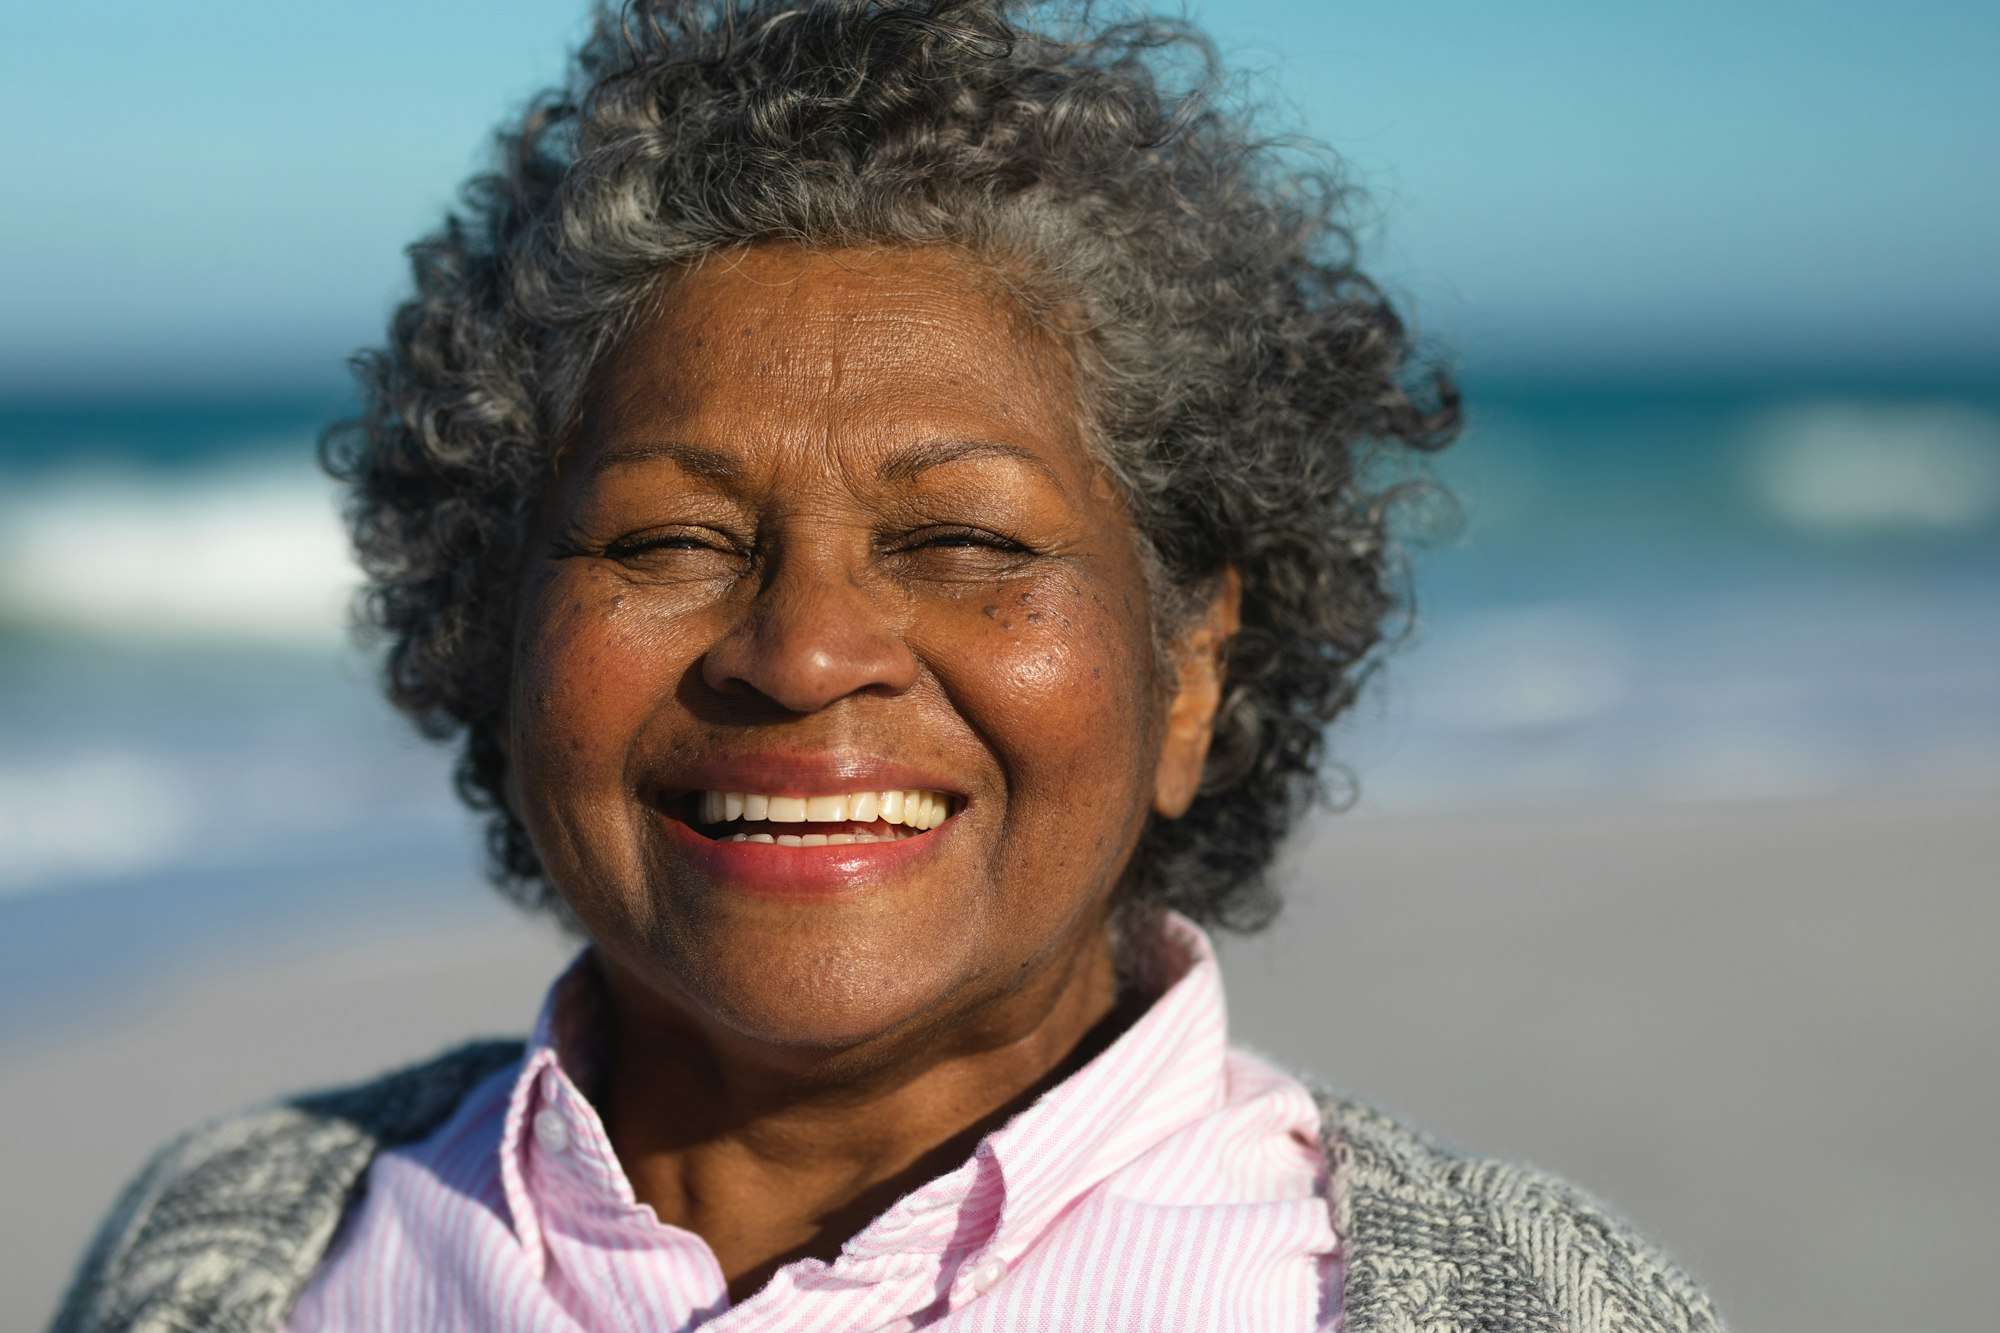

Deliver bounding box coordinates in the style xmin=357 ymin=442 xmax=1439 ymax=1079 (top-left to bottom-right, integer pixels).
xmin=504 ymin=244 xmax=1238 ymax=1296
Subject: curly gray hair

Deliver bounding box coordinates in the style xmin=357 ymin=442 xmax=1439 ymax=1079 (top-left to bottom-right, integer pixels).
xmin=324 ymin=0 xmax=1460 ymax=934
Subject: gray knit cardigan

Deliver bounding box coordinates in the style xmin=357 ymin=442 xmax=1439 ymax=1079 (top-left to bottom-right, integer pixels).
xmin=52 ymin=1041 xmax=1723 ymax=1332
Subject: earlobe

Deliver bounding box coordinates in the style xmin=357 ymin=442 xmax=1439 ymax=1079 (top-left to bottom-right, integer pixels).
xmin=1152 ymin=567 xmax=1241 ymax=819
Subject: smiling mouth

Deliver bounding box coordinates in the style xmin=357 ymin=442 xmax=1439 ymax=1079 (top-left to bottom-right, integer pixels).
xmin=683 ymin=788 xmax=958 ymax=845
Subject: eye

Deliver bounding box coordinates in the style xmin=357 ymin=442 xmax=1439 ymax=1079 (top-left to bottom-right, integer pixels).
xmin=605 ymin=531 xmax=726 ymax=559
xmin=882 ymin=525 xmax=1042 ymax=582
xmin=898 ymin=526 xmax=1033 ymax=555
xmin=571 ymin=524 xmax=750 ymax=580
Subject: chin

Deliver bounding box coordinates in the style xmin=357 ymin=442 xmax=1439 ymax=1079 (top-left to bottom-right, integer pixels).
xmin=654 ymin=926 xmax=981 ymax=1061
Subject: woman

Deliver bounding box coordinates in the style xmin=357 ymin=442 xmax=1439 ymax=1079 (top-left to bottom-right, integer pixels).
xmin=57 ymin=2 xmax=1721 ymax=1329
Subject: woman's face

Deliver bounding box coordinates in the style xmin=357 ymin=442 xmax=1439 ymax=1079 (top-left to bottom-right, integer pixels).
xmin=507 ymin=244 xmax=1226 ymax=1064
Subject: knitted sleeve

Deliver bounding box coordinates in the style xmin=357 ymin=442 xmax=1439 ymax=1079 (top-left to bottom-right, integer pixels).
xmin=48 ymin=1040 xmax=523 ymax=1333
xmin=1321 ymin=1094 xmax=1725 ymax=1333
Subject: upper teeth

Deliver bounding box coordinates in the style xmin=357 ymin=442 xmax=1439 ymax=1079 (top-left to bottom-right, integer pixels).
xmin=697 ymin=789 xmax=953 ymax=829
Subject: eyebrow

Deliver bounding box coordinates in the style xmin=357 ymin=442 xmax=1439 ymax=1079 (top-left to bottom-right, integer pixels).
xmin=874 ymin=438 xmax=1063 ymax=488
xmin=591 ymin=439 xmax=745 ymax=486
xmin=592 ymin=437 xmax=1064 ymax=489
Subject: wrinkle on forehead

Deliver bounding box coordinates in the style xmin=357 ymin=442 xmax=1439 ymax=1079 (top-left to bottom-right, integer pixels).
xmin=583 ymin=244 xmax=1088 ymax=480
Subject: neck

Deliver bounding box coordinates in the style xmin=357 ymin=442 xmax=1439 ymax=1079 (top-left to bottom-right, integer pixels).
xmin=593 ymin=927 xmax=1135 ymax=1301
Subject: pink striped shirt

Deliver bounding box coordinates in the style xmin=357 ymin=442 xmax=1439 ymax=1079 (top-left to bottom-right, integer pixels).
xmin=289 ymin=914 xmax=1342 ymax=1330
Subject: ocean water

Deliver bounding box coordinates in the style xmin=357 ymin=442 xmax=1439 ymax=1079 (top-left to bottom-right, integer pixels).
xmin=3 ymin=378 xmax=1997 ymax=1029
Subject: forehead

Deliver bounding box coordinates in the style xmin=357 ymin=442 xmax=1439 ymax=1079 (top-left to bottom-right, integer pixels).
xmin=585 ymin=244 xmax=1080 ymax=458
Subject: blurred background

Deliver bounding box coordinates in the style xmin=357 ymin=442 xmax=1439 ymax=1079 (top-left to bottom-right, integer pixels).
xmin=2 ymin=1 xmax=1995 ymax=1328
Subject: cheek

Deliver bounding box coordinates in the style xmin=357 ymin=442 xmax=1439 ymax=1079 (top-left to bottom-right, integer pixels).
xmin=936 ymin=572 xmax=1161 ymax=822
xmin=509 ymin=573 xmax=673 ymax=804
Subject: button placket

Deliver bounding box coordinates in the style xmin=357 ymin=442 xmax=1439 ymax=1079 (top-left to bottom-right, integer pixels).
xmin=959 ymin=1254 xmax=1008 ymax=1300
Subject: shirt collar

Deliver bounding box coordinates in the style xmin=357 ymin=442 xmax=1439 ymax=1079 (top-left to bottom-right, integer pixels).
xmin=498 ymin=949 xmax=620 ymax=1276
xmin=843 ymin=911 xmax=1231 ymax=1263
xmin=497 ymin=911 xmax=1236 ymax=1274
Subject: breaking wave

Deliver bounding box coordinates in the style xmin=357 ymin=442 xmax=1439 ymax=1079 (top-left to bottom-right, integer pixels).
xmin=0 ymin=454 xmax=357 ymax=645
xmin=1748 ymin=400 xmax=2000 ymax=535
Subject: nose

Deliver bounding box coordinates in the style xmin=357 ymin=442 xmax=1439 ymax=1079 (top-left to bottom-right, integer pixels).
xmin=699 ymin=544 xmax=919 ymax=714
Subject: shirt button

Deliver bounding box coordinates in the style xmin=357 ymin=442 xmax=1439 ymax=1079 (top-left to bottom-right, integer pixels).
xmin=532 ymin=1108 xmax=570 ymax=1154
xmin=966 ymin=1257 xmax=1007 ymax=1296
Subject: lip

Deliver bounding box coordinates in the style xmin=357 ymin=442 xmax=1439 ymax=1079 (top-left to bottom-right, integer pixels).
xmin=644 ymin=749 xmax=969 ymax=901
xmin=657 ymin=810 xmax=956 ymax=899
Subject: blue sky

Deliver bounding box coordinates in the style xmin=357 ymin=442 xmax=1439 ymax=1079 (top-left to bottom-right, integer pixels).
xmin=1 ymin=0 xmax=1994 ymax=393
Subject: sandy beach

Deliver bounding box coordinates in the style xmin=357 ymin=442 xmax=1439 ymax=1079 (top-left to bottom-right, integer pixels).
xmin=8 ymin=787 xmax=1996 ymax=1331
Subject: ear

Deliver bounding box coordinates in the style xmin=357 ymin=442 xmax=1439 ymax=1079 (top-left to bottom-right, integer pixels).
xmin=1151 ymin=567 xmax=1242 ymax=820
